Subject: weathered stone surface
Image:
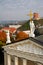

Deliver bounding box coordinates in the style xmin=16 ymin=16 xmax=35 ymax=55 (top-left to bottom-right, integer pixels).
xmin=3 ymin=39 xmax=43 ymax=64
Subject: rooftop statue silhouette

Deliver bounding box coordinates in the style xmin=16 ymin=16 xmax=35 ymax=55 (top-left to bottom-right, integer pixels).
xmin=27 ymin=10 xmax=35 ymax=37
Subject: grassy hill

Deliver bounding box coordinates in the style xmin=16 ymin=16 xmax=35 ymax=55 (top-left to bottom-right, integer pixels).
xmin=18 ymin=19 xmax=43 ymax=34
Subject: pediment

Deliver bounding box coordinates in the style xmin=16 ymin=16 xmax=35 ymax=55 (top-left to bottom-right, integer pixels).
xmin=3 ymin=39 xmax=43 ymax=55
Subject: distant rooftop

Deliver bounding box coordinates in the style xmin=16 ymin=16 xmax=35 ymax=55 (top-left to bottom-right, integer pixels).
xmin=29 ymin=35 xmax=43 ymax=46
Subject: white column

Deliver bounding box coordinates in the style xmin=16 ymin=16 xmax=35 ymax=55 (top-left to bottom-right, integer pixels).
xmin=7 ymin=54 xmax=11 ymax=65
xmin=23 ymin=59 xmax=27 ymax=65
xmin=36 ymin=62 xmax=42 ymax=65
xmin=4 ymin=52 xmax=7 ymax=65
xmin=14 ymin=57 xmax=18 ymax=65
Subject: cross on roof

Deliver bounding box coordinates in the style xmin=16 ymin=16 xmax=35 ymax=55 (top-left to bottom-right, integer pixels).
xmin=27 ymin=10 xmax=33 ymax=20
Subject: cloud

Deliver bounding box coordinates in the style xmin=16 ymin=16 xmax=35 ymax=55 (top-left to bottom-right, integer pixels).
xmin=0 ymin=0 xmax=43 ymax=20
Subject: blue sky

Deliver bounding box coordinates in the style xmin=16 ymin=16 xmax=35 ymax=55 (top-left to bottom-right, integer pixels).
xmin=0 ymin=0 xmax=43 ymax=20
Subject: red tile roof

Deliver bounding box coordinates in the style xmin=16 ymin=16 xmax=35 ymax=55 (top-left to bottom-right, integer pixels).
xmin=1 ymin=27 xmax=16 ymax=33
xmin=0 ymin=30 xmax=2 ymax=32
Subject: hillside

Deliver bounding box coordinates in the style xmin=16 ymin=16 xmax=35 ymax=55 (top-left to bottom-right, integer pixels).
xmin=18 ymin=19 xmax=43 ymax=35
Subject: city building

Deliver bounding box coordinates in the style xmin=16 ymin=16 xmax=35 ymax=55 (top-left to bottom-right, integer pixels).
xmin=9 ymin=25 xmax=22 ymax=29
xmin=33 ymin=13 xmax=40 ymax=20
xmin=1 ymin=27 xmax=16 ymax=33
xmin=3 ymin=35 xmax=43 ymax=65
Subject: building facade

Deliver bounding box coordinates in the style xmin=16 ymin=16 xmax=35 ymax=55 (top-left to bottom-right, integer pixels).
xmin=3 ymin=35 xmax=43 ymax=65
xmin=33 ymin=13 xmax=40 ymax=20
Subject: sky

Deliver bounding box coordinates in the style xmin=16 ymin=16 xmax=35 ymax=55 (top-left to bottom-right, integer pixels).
xmin=0 ymin=0 xmax=43 ymax=21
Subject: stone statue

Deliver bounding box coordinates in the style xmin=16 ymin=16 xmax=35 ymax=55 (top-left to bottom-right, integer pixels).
xmin=27 ymin=10 xmax=35 ymax=37
xmin=30 ymin=20 xmax=35 ymax=37
xmin=6 ymin=30 xmax=11 ymax=44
